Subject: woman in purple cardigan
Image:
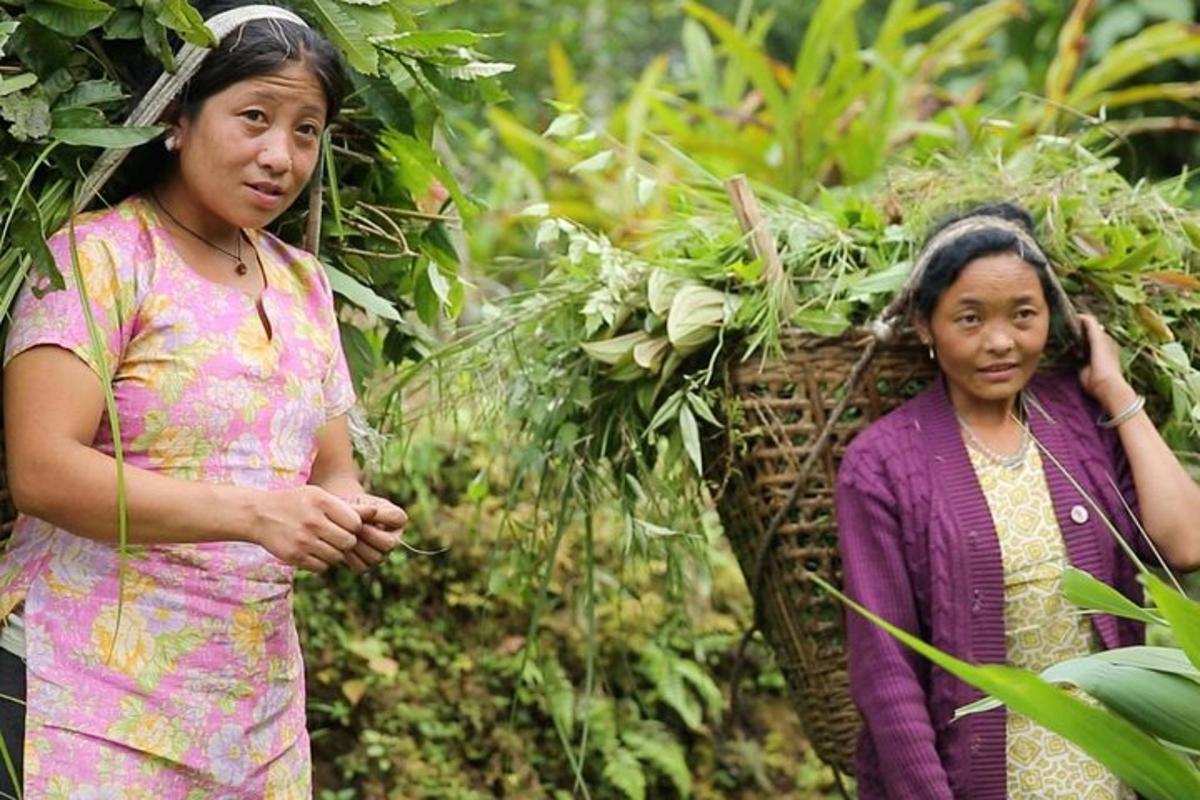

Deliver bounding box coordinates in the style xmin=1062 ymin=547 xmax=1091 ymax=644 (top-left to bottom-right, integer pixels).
xmin=835 ymin=202 xmax=1200 ymax=799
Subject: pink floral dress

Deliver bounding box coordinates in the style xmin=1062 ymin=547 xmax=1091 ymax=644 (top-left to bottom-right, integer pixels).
xmin=1 ymin=195 xmax=354 ymax=797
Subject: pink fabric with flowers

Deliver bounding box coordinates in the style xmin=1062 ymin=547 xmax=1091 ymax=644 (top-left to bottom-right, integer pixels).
xmin=1 ymin=194 xmax=354 ymax=796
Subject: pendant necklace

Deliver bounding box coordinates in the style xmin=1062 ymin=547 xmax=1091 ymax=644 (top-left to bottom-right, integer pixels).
xmin=151 ymin=191 xmax=249 ymax=276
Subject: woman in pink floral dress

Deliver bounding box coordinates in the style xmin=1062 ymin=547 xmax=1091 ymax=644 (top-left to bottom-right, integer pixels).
xmin=0 ymin=2 xmax=407 ymax=795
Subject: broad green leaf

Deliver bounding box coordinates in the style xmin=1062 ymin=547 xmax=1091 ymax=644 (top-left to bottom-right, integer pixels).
xmin=1063 ymin=567 xmax=1165 ymax=626
xmin=791 ymin=307 xmax=850 ymax=336
xmin=0 ymin=20 xmax=18 ymax=58
xmin=338 ymin=321 xmax=376 ymax=393
xmin=580 ymin=331 xmax=649 ymax=366
xmin=1040 ymin=658 xmax=1200 ymax=751
xmin=811 ymin=572 xmax=1200 ymax=800
xmin=426 ymin=261 xmax=451 ymax=305
xmin=1144 ymin=573 xmax=1200 ymax=671
xmin=0 ymin=93 xmax=52 ymax=141
xmin=306 ymin=0 xmax=379 ymax=75
xmin=678 ymin=403 xmax=703 ymax=477
xmin=325 ymin=263 xmax=401 ymax=321
xmin=56 ymin=79 xmax=124 ymax=109
xmin=159 ymin=0 xmax=215 ymax=47
xmin=371 ymin=29 xmax=485 ymax=51
xmin=27 ymin=0 xmax=113 ymax=37
xmin=0 ymin=73 xmax=38 ymax=99
xmin=51 ymin=125 xmax=163 ymax=147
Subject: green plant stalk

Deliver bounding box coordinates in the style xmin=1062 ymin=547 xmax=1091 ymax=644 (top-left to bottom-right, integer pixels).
xmin=807 ymin=571 xmax=1200 ymax=800
xmin=574 ymin=504 xmax=598 ymax=791
xmin=0 ymin=142 xmax=60 ymax=257
xmin=66 ymin=216 xmax=129 ymax=665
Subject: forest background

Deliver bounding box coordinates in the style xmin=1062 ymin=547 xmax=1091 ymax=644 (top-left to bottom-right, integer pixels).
xmin=0 ymin=0 xmax=1196 ymax=797
xmin=298 ymin=1 xmax=1200 ymax=799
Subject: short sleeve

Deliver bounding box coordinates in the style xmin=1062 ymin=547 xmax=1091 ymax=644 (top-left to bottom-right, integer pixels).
xmin=323 ymin=336 xmax=355 ymax=421
xmin=3 ymin=227 xmax=134 ymax=379
xmin=313 ymin=261 xmax=355 ymax=421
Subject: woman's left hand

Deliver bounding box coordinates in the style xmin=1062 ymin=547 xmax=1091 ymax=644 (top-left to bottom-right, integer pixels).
xmin=1077 ymin=313 xmax=1137 ymax=414
xmin=342 ymin=494 xmax=408 ymax=573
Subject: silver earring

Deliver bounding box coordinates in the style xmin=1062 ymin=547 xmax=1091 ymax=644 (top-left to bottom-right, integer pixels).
xmin=926 ymin=343 xmax=935 ymax=360
xmin=164 ymin=134 xmax=179 ymax=152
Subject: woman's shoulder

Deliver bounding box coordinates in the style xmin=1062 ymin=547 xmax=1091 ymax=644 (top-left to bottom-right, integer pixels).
xmin=838 ymin=391 xmax=930 ymax=489
xmin=251 ymin=229 xmax=331 ymax=294
xmin=1026 ymin=369 xmax=1094 ymax=420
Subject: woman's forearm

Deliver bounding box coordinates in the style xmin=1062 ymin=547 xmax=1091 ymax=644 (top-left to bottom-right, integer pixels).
xmin=11 ymin=438 xmax=258 ymax=547
xmin=1102 ymin=383 xmax=1200 ymax=570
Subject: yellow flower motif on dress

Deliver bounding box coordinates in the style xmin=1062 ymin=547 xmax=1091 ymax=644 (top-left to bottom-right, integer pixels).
xmin=131 ymin=410 xmax=215 ymax=480
xmin=91 ymin=605 xmax=156 ymax=679
xmin=108 ymin=696 xmax=189 ymax=762
xmin=234 ymin=314 xmax=280 ymax=374
xmin=230 ymin=605 xmax=272 ymax=667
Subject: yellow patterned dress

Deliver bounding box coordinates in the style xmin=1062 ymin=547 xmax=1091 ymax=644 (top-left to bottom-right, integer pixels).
xmin=967 ymin=440 xmax=1130 ymax=799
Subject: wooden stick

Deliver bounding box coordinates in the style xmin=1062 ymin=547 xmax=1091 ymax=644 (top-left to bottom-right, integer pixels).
xmin=304 ymin=139 xmax=325 ymax=257
xmin=724 ymin=174 xmax=794 ymax=313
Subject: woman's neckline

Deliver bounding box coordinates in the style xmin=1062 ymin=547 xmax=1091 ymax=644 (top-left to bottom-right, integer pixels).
xmin=137 ymin=193 xmax=271 ymax=303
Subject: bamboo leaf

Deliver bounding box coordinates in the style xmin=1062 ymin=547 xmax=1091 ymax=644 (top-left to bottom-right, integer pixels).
xmin=50 ymin=125 xmax=163 ymax=147
xmin=325 ymin=262 xmax=401 ymax=321
xmin=678 ymin=403 xmax=703 ymax=477
xmin=811 ymin=572 xmax=1200 ymax=800
xmin=306 ymin=0 xmax=379 ymax=75
xmin=1069 ymin=22 xmax=1200 ymax=107
xmin=1063 ymin=566 xmax=1166 ymax=626
xmin=1144 ymin=573 xmax=1200 ymax=671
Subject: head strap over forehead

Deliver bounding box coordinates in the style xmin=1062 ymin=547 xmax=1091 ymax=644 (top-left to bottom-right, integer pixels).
xmin=897 ymin=212 xmax=1081 ymax=340
xmin=74 ymin=5 xmax=309 ymax=215
xmin=910 ymin=215 xmax=1049 ymax=286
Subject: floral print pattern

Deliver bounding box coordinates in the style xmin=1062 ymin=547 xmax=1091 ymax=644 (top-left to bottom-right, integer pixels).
xmin=2 ymin=195 xmax=354 ymax=796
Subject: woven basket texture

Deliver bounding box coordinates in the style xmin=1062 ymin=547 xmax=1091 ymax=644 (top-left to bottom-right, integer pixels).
xmin=712 ymin=327 xmax=936 ymax=774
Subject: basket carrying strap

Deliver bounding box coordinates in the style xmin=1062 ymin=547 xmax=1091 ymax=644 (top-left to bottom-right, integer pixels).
xmin=70 ymin=5 xmax=325 ymax=257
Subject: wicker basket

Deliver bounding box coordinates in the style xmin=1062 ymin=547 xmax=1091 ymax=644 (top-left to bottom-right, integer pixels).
xmin=711 ymin=327 xmax=936 ymax=775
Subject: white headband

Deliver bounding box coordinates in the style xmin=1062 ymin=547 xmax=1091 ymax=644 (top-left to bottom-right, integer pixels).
xmin=74 ymin=5 xmax=310 ymax=213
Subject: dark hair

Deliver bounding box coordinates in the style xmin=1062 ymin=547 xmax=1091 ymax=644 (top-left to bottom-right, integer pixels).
xmin=102 ymin=0 xmax=346 ymax=202
xmin=911 ymin=202 xmax=1060 ymax=320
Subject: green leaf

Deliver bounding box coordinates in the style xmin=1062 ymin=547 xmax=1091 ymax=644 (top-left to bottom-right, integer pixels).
xmin=791 ymin=307 xmax=851 ymax=336
xmin=1144 ymin=573 xmax=1200 ymax=671
xmin=811 ymin=572 xmax=1200 ymax=800
xmin=542 ymin=657 xmax=575 ymax=737
xmin=569 ymin=149 xmax=615 ymax=175
xmin=1063 ymin=567 xmax=1165 ymax=626
xmin=603 ymin=747 xmax=647 ymax=800
xmin=0 ymin=20 xmax=18 ymax=58
xmin=678 ymin=403 xmax=703 ymax=478
xmin=0 ymin=73 xmax=38 ymax=99
xmin=26 ymin=0 xmax=113 ymax=37
xmin=157 ymin=0 xmax=215 ymax=47
xmin=306 ymin=0 xmax=379 ymax=75
xmin=0 ymin=93 xmax=52 ymax=141
xmin=51 ymin=125 xmax=164 ymax=147
xmin=371 ymin=29 xmax=485 ymax=51
xmin=338 ymin=322 xmax=376 ymax=394
xmin=413 ymin=262 xmax=439 ymax=325
xmin=56 ymin=79 xmax=124 ymax=109
xmin=622 ymin=724 xmax=691 ymax=798
xmin=325 ymin=263 xmax=401 ymax=321
xmin=426 ymin=261 xmax=451 ymax=305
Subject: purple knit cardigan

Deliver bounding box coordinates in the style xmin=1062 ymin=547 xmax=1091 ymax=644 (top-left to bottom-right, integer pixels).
xmin=835 ymin=370 xmax=1150 ymax=799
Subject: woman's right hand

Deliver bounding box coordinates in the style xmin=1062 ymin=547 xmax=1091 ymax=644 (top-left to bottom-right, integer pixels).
xmin=247 ymin=486 xmax=361 ymax=572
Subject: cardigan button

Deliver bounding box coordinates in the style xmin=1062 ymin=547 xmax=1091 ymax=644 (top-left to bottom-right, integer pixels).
xmin=1070 ymin=505 xmax=1089 ymax=524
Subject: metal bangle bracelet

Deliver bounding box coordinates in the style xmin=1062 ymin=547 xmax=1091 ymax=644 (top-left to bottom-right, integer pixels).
xmin=1097 ymin=393 xmax=1146 ymax=429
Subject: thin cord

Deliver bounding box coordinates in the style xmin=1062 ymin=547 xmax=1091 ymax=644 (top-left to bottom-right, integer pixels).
xmin=150 ymin=190 xmax=247 ymax=274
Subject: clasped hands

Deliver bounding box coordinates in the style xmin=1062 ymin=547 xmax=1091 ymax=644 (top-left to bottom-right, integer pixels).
xmin=251 ymin=487 xmax=408 ymax=574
